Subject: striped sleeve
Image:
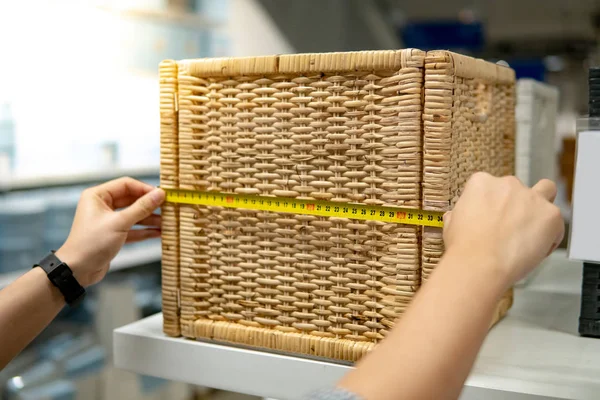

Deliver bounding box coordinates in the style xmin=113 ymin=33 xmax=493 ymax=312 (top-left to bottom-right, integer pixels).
xmin=305 ymin=388 xmax=363 ymax=400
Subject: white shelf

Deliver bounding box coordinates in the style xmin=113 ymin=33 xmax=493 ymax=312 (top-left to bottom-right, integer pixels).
xmin=0 ymin=241 xmax=161 ymax=289
xmin=114 ymin=251 xmax=600 ymax=400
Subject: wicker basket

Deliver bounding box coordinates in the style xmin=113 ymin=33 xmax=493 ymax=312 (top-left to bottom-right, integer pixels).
xmin=160 ymin=49 xmax=515 ymax=362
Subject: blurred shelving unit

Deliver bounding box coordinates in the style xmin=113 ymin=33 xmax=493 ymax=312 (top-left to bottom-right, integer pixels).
xmin=115 ymin=251 xmax=600 ymax=400
xmin=0 ymin=241 xmax=161 ymax=290
xmin=0 ymin=166 xmax=159 ymax=192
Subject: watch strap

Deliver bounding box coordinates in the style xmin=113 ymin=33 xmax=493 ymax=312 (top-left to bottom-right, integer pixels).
xmin=35 ymin=252 xmax=85 ymax=306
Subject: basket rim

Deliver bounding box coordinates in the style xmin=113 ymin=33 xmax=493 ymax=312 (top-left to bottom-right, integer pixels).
xmin=173 ymin=49 xmax=426 ymax=77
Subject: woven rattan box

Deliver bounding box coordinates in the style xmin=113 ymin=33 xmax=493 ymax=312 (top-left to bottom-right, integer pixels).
xmin=160 ymin=49 xmax=515 ymax=363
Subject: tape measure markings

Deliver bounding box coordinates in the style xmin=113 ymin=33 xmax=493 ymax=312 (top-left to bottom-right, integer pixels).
xmin=164 ymin=188 xmax=444 ymax=228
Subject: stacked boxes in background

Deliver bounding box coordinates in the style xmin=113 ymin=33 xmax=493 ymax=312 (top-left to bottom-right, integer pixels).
xmin=0 ymin=195 xmax=46 ymax=273
xmin=515 ymin=79 xmax=559 ymax=187
xmin=43 ymin=188 xmax=81 ymax=252
xmin=579 ymin=67 xmax=600 ymax=338
xmin=0 ymin=188 xmax=79 ymax=274
xmin=579 ymin=263 xmax=600 ymax=337
xmin=514 ymin=79 xmax=559 ymax=286
xmin=0 ymin=177 xmax=160 ymax=275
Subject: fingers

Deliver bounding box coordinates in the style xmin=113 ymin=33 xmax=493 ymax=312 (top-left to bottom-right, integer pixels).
xmin=113 ymin=195 xmax=147 ymax=210
xmin=532 ymin=179 xmax=558 ymax=202
xmin=126 ymin=228 xmax=161 ymax=243
xmin=118 ymin=188 xmax=165 ymax=228
xmin=90 ymin=177 xmax=155 ymax=209
xmin=136 ymin=213 xmax=161 ymax=227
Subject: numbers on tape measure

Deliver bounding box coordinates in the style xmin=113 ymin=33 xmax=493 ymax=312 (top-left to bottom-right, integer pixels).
xmin=165 ymin=189 xmax=443 ymax=227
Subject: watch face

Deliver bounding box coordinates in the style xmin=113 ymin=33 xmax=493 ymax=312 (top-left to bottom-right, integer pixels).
xmin=47 ymin=263 xmax=73 ymax=286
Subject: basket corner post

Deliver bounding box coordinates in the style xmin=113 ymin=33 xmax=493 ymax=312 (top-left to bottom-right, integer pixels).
xmin=159 ymin=59 xmax=182 ymax=337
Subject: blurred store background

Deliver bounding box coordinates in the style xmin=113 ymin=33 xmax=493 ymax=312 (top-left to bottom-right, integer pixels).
xmin=0 ymin=0 xmax=598 ymax=399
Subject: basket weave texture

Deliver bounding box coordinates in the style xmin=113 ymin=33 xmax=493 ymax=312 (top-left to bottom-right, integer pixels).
xmin=160 ymin=49 xmax=515 ymax=362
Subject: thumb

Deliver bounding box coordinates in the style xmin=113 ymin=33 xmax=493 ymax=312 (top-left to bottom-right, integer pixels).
xmin=119 ymin=188 xmax=165 ymax=228
xmin=443 ymin=211 xmax=452 ymax=229
xmin=532 ymin=179 xmax=557 ymax=203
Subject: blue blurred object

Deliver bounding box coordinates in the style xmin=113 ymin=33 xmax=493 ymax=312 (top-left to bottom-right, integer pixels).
xmin=0 ymin=239 xmax=43 ymax=273
xmin=43 ymin=187 xmax=80 ymax=251
xmin=0 ymin=195 xmax=46 ymax=273
xmin=0 ymin=103 xmax=16 ymax=175
xmin=140 ymin=374 xmax=168 ymax=394
xmin=17 ymin=380 xmax=75 ymax=400
xmin=0 ymin=195 xmax=46 ymax=239
xmin=4 ymin=334 xmax=102 ymax=399
xmin=505 ymin=59 xmax=546 ymax=82
xmin=194 ymin=0 xmax=229 ymax=22
xmin=38 ymin=334 xmax=75 ymax=360
xmin=40 ymin=334 xmax=95 ymax=363
xmin=63 ymin=346 xmax=105 ymax=380
xmin=0 ymin=177 xmax=160 ymax=274
xmin=401 ymin=20 xmax=485 ymax=52
xmin=5 ymin=359 xmax=58 ymax=396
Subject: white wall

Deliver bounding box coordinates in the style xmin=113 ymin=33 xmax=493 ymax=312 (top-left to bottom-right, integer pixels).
xmin=0 ymin=0 xmax=293 ymax=179
xmin=229 ymin=0 xmax=294 ymax=57
xmin=0 ymin=1 xmax=161 ymax=177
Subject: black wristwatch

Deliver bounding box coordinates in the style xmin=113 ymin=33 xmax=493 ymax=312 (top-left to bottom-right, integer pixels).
xmin=33 ymin=252 xmax=85 ymax=307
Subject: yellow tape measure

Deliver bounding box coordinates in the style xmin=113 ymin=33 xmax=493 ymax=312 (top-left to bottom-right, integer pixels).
xmin=164 ymin=189 xmax=444 ymax=228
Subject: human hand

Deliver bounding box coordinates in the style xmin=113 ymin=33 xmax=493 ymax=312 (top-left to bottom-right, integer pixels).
xmin=443 ymin=173 xmax=564 ymax=289
xmin=55 ymin=177 xmax=165 ymax=287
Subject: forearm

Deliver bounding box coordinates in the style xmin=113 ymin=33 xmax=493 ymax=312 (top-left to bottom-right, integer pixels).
xmin=0 ymin=268 xmax=65 ymax=370
xmin=339 ymin=249 xmax=507 ymax=400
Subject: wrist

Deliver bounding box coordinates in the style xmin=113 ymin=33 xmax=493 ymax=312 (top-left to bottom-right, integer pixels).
xmin=441 ymin=245 xmax=510 ymax=300
xmin=30 ymin=266 xmax=66 ymax=304
xmin=54 ymin=246 xmax=88 ymax=288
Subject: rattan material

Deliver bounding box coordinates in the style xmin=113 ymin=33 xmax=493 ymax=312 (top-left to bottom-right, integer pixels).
xmin=160 ymin=49 xmax=516 ymax=362
xmin=421 ymin=51 xmax=515 ymax=314
xmin=160 ymin=60 xmax=181 ymax=337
